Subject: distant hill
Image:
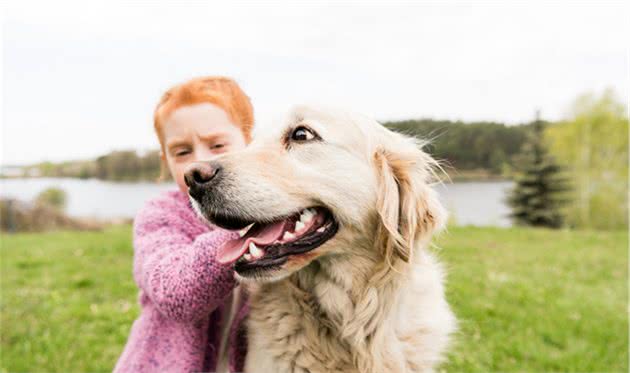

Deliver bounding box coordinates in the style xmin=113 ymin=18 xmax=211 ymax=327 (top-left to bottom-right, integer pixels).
xmin=385 ymin=119 xmax=532 ymax=178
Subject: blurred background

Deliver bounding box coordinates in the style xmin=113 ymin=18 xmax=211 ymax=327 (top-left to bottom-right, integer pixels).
xmin=1 ymin=1 xmax=628 ymax=372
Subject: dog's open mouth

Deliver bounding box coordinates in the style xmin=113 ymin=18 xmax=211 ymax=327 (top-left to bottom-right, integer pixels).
xmin=214 ymin=207 xmax=338 ymax=272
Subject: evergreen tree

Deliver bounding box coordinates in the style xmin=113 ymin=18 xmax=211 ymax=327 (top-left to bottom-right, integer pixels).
xmin=507 ymin=112 xmax=570 ymax=228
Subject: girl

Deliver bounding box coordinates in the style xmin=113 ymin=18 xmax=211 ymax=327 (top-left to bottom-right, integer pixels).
xmin=114 ymin=77 xmax=253 ymax=373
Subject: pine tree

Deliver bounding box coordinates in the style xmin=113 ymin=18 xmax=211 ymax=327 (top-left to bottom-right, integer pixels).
xmin=507 ymin=112 xmax=570 ymax=228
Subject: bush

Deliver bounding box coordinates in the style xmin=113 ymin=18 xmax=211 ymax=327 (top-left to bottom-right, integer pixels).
xmin=35 ymin=187 xmax=67 ymax=211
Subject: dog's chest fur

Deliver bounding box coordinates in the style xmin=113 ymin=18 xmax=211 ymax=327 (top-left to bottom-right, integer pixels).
xmin=242 ymin=254 xmax=455 ymax=373
xmin=244 ymin=268 xmax=356 ymax=373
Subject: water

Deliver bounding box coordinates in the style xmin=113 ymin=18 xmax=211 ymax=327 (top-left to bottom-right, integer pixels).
xmin=0 ymin=178 xmax=513 ymax=226
xmin=0 ymin=178 xmax=175 ymax=220
xmin=436 ymin=181 xmax=513 ymax=227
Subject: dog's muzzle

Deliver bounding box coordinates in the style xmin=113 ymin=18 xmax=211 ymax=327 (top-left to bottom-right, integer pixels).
xmin=184 ymin=161 xmax=223 ymax=202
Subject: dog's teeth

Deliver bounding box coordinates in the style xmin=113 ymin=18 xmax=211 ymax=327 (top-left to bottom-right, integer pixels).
xmin=316 ymin=227 xmax=325 ymax=233
xmin=295 ymin=221 xmax=305 ymax=232
xmin=249 ymin=242 xmax=264 ymax=258
xmin=243 ymin=253 xmax=252 ymax=261
xmin=300 ymin=209 xmax=315 ymax=223
xmin=238 ymin=223 xmax=254 ymax=237
xmin=283 ymin=231 xmax=295 ymax=241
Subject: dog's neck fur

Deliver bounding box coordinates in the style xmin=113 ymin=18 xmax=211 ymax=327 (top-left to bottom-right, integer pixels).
xmin=247 ymin=243 xmax=412 ymax=373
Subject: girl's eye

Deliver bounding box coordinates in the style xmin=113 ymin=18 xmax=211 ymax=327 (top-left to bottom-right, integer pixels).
xmin=211 ymin=143 xmax=225 ymax=149
xmin=175 ymin=149 xmax=191 ymax=157
xmin=291 ymin=126 xmax=317 ymax=142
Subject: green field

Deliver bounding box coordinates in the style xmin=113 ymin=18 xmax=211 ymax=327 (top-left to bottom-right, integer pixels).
xmin=1 ymin=226 xmax=627 ymax=372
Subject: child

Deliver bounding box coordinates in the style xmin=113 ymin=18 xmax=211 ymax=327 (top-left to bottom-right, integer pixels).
xmin=114 ymin=77 xmax=253 ymax=373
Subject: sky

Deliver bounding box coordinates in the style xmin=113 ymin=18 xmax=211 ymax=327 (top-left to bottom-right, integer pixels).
xmin=1 ymin=0 xmax=628 ymax=165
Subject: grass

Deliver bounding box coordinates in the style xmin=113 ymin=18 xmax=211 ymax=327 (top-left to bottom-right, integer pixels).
xmin=1 ymin=226 xmax=137 ymax=372
xmin=436 ymin=227 xmax=628 ymax=372
xmin=1 ymin=226 xmax=627 ymax=372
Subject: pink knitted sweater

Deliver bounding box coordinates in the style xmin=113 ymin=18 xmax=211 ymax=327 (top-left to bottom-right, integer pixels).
xmin=114 ymin=190 xmax=248 ymax=373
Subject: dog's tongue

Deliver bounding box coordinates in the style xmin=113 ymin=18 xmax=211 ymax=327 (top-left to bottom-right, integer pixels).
xmin=217 ymin=220 xmax=288 ymax=264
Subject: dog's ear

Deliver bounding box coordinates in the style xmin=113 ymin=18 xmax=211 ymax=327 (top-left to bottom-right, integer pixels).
xmin=373 ymin=138 xmax=446 ymax=264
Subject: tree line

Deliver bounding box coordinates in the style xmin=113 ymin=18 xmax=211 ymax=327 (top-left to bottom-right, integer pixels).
xmin=28 ymin=150 xmax=163 ymax=181
xmin=505 ymin=89 xmax=627 ymax=230
xmin=545 ymin=89 xmax=627 ymax=230
xmin=384 ymin=119 xmax=532 ymax=175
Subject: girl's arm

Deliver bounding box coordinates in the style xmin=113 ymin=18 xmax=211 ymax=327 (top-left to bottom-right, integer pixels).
xmin=132 ymin=196 xmax=238 ymax=322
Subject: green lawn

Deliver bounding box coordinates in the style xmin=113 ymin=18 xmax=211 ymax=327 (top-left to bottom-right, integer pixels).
xmin=1 ymin=226 xmax=627 ymax=372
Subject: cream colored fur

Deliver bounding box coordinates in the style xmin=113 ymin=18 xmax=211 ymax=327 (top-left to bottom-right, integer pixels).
xmin=195 ymin=106 xmax=456 ymax=373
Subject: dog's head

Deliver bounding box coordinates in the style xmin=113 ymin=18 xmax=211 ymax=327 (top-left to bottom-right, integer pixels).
xmin=186 ymin=106 xmax=446 ymax=282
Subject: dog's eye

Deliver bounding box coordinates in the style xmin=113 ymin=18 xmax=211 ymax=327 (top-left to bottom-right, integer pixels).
xmin=291 ymin=126 xmax=317 ymax=142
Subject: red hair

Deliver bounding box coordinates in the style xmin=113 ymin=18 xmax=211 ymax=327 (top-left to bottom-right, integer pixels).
xmin=154 ymin=76 xmax=254 ymax=149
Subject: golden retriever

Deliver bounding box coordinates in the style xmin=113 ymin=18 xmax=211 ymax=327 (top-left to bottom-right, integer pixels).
xmin=185 ymin=106 xmax=456 ymax=373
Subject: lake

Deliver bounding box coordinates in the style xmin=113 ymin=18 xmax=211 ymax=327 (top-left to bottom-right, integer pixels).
xmin=0 ymin=178 xmax=513 ymax=227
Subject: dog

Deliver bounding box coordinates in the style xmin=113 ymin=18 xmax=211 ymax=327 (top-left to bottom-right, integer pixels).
xmin=185 ymin=106 xmax=456 ymax=373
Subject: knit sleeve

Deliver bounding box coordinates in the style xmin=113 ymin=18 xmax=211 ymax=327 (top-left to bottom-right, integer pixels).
xmin=132 ymin=194 xmax=239 ymax=322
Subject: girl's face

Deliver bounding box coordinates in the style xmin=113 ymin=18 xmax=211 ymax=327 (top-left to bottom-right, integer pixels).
xmin=161 ymin=103 xmax=247 ymax=193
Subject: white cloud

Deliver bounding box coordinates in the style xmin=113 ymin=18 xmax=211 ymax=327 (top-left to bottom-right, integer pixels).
xmin=2 ymin=0 xmax=628 ymax=164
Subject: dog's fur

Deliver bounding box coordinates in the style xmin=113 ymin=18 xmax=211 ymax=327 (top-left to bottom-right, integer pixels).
xmin=194 ymin=106 xmax=456 ymax=373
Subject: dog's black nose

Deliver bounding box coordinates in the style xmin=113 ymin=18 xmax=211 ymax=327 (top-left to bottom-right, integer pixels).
xmin=184 ymin=162 xmax=222 ymax=199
